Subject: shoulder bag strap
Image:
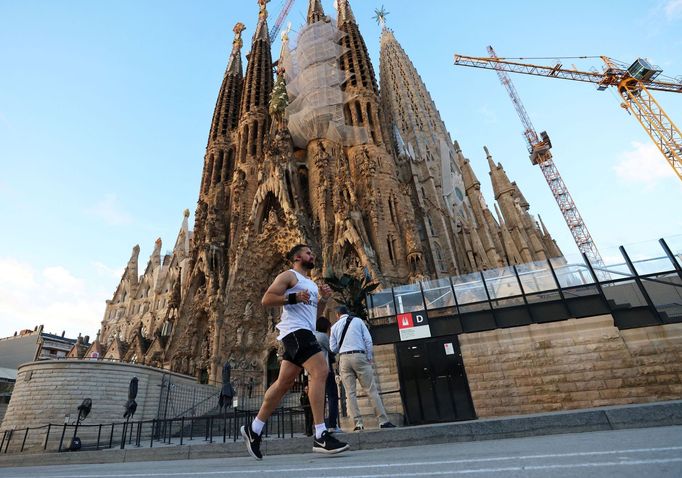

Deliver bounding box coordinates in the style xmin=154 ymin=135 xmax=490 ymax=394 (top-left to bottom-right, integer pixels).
xmin=337 ymin=316 xmax=354 ymax=351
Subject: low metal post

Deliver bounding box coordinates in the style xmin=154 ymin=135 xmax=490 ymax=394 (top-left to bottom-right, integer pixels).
xmin=44 ymin=424 xmax=52 ymax=451
xmin=223 ymin=415 xmax=227 ymax=443
xmin=167 ymin=419 xmax=173 ymax=444
xmin=120 ymin=422 xmax=126 ymax=450
xmin=289 ymin=408 xmax=294 ymax=438
xmin=20 ymin=428 xmax=29 ymax=452
xmin=150 ymin=420 xmax=155 ymax=448
xmin=136 ymin=421 xmax=142 ymax=447
xmin=58 ymin=425 xmax=67 ymax=452
xmin=209 ymin=417 xmax=214 ymax=443
xmin=109 ymin=424 xmax=115 ymax=449
xmin=4 ymin=430 xmax=13 ymax=453
xmin=96 ymin=424 xmax=102 ymax=450
xmin=232 ymin=408 xmax=238 ymax=442
xmin=180 ymin=417 xmax=185 ymax=445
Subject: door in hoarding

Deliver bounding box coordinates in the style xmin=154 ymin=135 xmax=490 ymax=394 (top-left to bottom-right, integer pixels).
xmin=396 ymin=335 xmax=475 ymax=424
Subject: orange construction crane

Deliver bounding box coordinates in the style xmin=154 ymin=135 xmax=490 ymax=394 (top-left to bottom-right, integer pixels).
xmin=482 ymin=45 xmax=603 ymax=267
xmin=453 ymin=52 xmax=682 ymax=181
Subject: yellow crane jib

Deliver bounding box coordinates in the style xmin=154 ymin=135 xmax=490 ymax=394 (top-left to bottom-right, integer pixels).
xmin=453 ymin=53 xmax=682 ymax=181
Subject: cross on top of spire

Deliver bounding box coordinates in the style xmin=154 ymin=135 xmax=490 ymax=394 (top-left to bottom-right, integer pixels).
xmin=373 ymin=5 xmax=389 ymax=29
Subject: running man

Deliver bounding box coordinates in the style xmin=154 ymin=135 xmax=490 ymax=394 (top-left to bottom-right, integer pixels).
xmin=241 ymin=244 xmax=349 ymax=459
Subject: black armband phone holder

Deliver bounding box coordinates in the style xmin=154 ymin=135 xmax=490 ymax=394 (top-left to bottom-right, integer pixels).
xmin=287 ymin=293 xmax=298 ymax=305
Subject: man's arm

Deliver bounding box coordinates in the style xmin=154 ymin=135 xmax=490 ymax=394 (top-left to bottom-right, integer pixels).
xmin=329 ymin=322 xmax=340 ymax=353
xmin=261 ymin=270 xmax=306 ymax=307
xmin=361 ymin=320 xmax=373 ymax=361
xmin=316 ymin=283 xmax=332 ymax=318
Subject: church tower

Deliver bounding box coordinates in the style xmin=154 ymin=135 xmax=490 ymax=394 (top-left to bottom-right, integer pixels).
xmin=333 ymin=0 xmax=425 ymax=283
xmin=379 ymin=24 xmax=472 ymax=276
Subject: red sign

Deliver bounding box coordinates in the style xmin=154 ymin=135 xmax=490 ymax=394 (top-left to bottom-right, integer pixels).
xmin=397 ymin=313 xmax=414 ymax=329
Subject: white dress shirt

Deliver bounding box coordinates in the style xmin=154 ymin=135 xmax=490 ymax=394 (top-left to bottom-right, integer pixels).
xmin=330 ymin=314 xmax=374 ymax=361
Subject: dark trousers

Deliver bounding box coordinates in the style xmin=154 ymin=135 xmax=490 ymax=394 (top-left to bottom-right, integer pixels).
xmin=325 ymin=370 xmax=340 ymax=428
xmin=303 ymin=406 xmax=313 ymax=436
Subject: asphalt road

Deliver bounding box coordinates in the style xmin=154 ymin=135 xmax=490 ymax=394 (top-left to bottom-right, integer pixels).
xmin=2 ymin=426 xmax=681 ymax=477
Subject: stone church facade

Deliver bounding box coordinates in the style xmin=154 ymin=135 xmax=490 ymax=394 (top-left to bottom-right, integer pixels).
xmin=85 ymin=0 xmax=562 ymax=389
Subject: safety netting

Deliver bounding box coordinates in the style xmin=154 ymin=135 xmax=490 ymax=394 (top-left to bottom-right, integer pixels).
xmin=282 ymin=19 xmax=368 ymax=148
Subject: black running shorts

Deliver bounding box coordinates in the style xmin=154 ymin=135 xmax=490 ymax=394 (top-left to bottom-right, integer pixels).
xmin=281 ymin=329 xmax=322 ymax=367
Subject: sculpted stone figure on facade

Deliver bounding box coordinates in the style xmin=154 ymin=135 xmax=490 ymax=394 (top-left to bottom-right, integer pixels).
xmin=93 ymin=0 xmax=562 ymax=387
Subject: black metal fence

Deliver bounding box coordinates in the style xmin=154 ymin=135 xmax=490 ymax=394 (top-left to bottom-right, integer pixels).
xmin=0 ymin=406 xmax=310 ymax=455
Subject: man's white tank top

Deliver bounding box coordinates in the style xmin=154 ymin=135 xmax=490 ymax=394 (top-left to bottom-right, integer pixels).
xmin=276 ymin=269 xmax=319 ymax=340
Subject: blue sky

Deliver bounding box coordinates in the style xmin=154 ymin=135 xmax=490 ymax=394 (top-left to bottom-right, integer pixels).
xmin=0 ymin=0 xmax=681 ymax=340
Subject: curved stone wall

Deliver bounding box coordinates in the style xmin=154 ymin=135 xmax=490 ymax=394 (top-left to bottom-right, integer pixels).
xmin=0 ymin=360 xmax=214 ymax=433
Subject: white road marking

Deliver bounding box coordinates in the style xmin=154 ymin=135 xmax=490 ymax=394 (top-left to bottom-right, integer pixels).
xmin=6 ymin=445 xmax=682 ymax=478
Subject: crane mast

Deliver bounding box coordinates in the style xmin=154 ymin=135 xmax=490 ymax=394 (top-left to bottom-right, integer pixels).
xmin=486 ymin=46 xmax=604 ymax=266
xmin=270 ymin=0 xmax=296 ymax=42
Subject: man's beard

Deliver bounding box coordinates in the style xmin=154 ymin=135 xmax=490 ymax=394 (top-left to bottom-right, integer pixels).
xmin=301 ymin=259 xmax=315 ymax=270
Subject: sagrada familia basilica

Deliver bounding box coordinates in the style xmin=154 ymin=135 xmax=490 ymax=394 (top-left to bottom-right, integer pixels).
xmin=75 ymin=0 xmax=562 ymax=386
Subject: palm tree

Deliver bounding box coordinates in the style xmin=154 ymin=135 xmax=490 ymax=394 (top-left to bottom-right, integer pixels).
xmin=324 ymin=272 xmax=380 ymax=320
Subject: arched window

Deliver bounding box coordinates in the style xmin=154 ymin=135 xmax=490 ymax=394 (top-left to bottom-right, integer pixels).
xmin=435 ymin=243 xmax=446 ymax=272
xmin=427 ymin=215 xmax=436 ymax=236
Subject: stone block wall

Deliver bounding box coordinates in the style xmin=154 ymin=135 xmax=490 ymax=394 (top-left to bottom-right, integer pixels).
xmin=0 ymin=360 xmax=216 ymax=452
xmin=459 ymin=315 xmax=682 ymax=417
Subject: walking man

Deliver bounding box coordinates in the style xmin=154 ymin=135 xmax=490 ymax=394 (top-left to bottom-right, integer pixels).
xmin=240 ymin=244 xmax=349 ymax=459
xmin=313 ymin=317 xmax=341 ymax=432
xmin=330 ymin=305 xmax=396 ymax=431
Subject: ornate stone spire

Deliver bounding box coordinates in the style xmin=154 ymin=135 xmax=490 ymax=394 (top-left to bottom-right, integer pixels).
xmin=241 ymin=2 xmax=273 ymax=115
xmin=307 ymin=0 xmax=325 ymax=24
xmin=486 ymin=146 xmax=514 ymax=200
xmin=338 ymin=0 xmax=379 ymax=98
xmin=150 ymin=237 xmax=162 ymax=269
xmin=125 ymin=245 xmax=140 ymax=285
xmin=337 ymin=0 xmax=357 ymax=24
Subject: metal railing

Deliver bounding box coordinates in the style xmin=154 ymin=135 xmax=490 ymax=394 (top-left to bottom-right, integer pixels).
xmin=0 ymin=406 xmax=310 ymax=455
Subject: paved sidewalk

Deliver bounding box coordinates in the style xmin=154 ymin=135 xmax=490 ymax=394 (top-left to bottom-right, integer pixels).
xmin=1 ymin=399 xmax=680 ymax=468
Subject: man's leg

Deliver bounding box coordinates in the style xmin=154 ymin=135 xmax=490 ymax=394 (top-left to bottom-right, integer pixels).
xmin=241 ymin=360 xmax=301 ymax=460
xmin=325 ymin=370 xmax=339 ymax=428
xmin=302 ymin=352 xmax=328 ymax=428
xmin=339 ymin=355 xmax=362 ymax=428
xmin=305 ymin=353 xmax=349 ymax=454
xmin=355 ymin=356 xmax=389 ymax=425
xmin=256 ymin=360 xmax=301 ymax=423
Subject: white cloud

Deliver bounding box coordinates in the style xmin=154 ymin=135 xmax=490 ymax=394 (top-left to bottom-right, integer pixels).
xmin=664 ymin=0 xmax=682 ymax=19
xmin=92 ymin=261 xmax=124 ymax=280
xmin=0 ymin=258 xmax=105 ymax=340
xmin=0 ymin=257 xmax=37 ymax=289
xmin=43 ymin=266 xmax=85 ymax=295
xmin=613 ymin=141 xmax=676 ymax=188
xmin=87 ymin=194 xmax=133 ymax=226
